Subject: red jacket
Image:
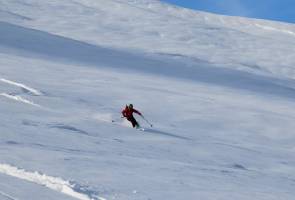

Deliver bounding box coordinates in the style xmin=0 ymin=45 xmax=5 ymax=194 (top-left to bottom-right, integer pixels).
xmin=122 ymin=106 xmax=142 ymax=118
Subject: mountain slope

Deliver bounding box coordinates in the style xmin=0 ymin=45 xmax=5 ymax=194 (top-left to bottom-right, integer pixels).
xmin=1 ymin=0 xmax=295 ymax=79
xmin=0 ymin=1 xmax=295 ymax=200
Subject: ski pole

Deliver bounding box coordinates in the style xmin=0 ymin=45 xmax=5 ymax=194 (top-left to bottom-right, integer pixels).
xmin=141 ymin=115 xmax=153 ymax=127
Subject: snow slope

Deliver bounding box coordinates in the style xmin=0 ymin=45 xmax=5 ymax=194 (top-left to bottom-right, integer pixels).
xmin=2 ymin=0 xmax=295 ymax=79
xmin=0 ymin=0 xmax=295 ymax=200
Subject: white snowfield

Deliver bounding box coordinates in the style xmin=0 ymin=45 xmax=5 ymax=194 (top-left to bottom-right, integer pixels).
xmin=0 ymin=0 xmax=295 ymax=200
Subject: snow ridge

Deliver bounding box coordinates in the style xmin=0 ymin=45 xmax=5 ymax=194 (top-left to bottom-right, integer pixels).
xmin=255 ymin=23 xmax=295 ymax=36
xmin=0 ymin=164 xmax=106 ymax=200
xmin=0 ymin=93 xmax=41 ymax=107
xmin=0 ymin=78 xmax=42 ymax=96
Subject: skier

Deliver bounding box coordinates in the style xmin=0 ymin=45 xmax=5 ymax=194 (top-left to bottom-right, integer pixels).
xmin=121 ymin=104 xmax=142 ymax=128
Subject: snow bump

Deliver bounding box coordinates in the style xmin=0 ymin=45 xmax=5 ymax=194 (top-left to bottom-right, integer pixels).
xmin=0 ymin=164 xmax=106 ymax=200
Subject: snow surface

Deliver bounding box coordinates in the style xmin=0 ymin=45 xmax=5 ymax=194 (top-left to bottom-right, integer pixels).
xmin=0 ymin=0 xmax=295 ymax=200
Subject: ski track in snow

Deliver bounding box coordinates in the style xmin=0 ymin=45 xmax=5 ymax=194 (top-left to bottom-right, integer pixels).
xmin=0 ymin=78 xmax=42 ymax=96
xmin=0 ymin=164 xmax=107 ymax=200
xmin=0 ymin=78 xmax=43 ymax=108
xmin=0 ymin=93 xmax=41 ymax=107
xmin=93 ymin=113 xmax=131 ymax=128
xmin=0 ymin=190 xmax=18 ymax=200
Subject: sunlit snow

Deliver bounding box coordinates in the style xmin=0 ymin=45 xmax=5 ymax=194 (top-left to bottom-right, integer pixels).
xmin=0 ymin=1 xmax=295 ymax=200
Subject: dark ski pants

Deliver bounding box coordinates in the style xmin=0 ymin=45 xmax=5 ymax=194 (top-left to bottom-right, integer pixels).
xmin=127 ymin=116 xmax=139 ymax=128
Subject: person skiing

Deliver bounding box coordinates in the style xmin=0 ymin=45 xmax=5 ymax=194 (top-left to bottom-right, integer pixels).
xmin=121 ymin=104 xmax=142 ymax=128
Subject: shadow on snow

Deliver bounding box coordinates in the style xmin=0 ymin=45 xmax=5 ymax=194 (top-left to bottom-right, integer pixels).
xmin=1 ymin=22 xmax=295 ymax=100
xmin=144 ymin=128 xmax=191 ymax=140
